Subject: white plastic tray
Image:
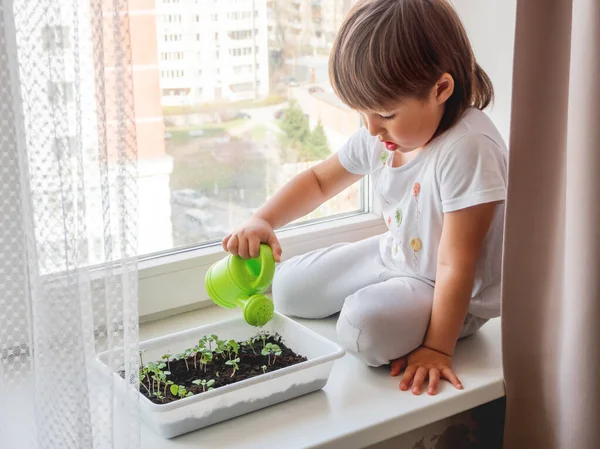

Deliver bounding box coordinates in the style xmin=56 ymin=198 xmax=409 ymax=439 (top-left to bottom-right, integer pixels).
xmin=97 ymin=312 xmax=345 ymax=438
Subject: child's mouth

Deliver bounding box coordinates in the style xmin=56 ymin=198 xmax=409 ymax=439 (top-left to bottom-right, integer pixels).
xmin=384 ymin=141 xmax=398 ymax=151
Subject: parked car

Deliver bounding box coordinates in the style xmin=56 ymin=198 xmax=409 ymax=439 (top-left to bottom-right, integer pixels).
xmin=171 ymin=189 xmax=209 ymax=208
xmin=273 ymin=108 xmax=286 ymax=119
xmin=235 ymin=111 xmax=251 ymax=120
xmin=308 ymin=86 xmax=325 ymax=94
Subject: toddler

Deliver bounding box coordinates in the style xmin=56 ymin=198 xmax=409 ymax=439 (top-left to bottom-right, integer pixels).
xmin=223 ymin=0 xmax=507 ymax=396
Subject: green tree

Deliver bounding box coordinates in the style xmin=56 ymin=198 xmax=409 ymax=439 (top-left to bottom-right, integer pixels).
xmin=278 ymin=100 xmax=310 ymax=162
xmin=301 ymin=119 xmax=330 ymax=161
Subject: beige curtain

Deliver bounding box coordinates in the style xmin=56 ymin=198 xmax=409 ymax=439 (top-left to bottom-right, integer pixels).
xmin=502 ymin=0 xmax=600 ymax=448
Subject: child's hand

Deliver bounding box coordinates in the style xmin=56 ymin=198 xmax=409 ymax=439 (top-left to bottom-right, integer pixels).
xmin=390 ymin=346 xmax=463 ymax=395
xmin=222 ymin=217 xmax=282 ymax=262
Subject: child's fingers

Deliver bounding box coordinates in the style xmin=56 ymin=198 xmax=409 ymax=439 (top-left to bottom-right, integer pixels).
xmin=237 ymin=235 xmax=250 ymax=259
xmin=268 ymin=234 xmax=282 ymax=262
xmin=441 ymin=368 xmax=463 ymax=390
xmin=222 ymin=234 xmax=232 ymax=252
xmin=390 ymin=358 xmax=406 ymax=377
xmin=428 ymin=369 xmax=440 ymax=395
xmin=411 ymin=367 xmax=428 ymax=395
xmin=248 ymin=236 xmax=261 ymax=259
xmin=226 ymin=234 xmax=239 ymax=256
xmin=400 ymin=365 xmax=416 ymax=391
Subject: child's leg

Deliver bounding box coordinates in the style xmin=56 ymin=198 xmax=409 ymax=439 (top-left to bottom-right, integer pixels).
xmin=336 ymin=277 xmax=435 ymax=367
xmin=272 ymin=235 xmax=384 ymax=319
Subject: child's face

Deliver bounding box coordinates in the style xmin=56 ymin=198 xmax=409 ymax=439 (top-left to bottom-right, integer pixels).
xmin=359 ymin=74 xmax=453 ymax=153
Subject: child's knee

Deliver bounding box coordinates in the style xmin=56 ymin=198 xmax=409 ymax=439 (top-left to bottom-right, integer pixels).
xmin=336 ymin=294 xmax=392 ymax=366
xmin=336 ymin=291 xmax=432 ymax=367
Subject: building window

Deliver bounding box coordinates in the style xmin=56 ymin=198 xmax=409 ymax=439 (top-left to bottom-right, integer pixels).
xmin=165 ymin=14 xmax=182 ymax=23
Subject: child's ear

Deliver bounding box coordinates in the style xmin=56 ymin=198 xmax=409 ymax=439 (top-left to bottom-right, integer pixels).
xmin=435 ymin=73 xmax=454 ymax=105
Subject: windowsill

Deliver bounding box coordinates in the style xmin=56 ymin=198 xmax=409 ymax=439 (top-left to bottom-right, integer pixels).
xmin=139 ymin=306 xmax=505 ymax=449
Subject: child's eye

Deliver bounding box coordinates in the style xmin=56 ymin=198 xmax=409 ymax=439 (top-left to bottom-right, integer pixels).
xmin=380 ymin=114 xmax=396 ymax=121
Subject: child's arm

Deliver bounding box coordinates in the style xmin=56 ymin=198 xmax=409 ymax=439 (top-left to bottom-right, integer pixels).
xmin=222 ymin=153 xmax=362 ymax=261
xmin=392 ymin=201 xmax=499 ymax=395
xmin=423 ymin=202 xmax=499 ymax=357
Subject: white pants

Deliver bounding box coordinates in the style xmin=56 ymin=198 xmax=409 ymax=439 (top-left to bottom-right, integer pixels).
xmin=272 ymin=235 xmax=489 ymax=367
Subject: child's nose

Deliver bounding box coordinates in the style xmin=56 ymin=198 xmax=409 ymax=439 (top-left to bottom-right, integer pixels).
xmin=364 ymin=117 xmax=383 ymax=137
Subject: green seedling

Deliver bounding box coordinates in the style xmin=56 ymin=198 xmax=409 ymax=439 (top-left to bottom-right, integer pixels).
xmin=152 ymin=368 xmax=170 ymax=395
xmin=139 ymin=370 xmax=152 ymax=395
xmin=139 ymin=349 xmax=146 ymax=367
xmin=261 ymin=365 xmax=267 ymax=374
xmin=225 ymin=357 xmax=240 ymax=377
xmin=199 ymin=348 xmax=213 ymax=373
xmin=241 ymin=338 xmax=257 ymax=354
xmin=231 ymin=340 xmax=240 ymax=354
xmin=146 ymin=361 xmax=168 ymax=394
xmin=192 ymin=378 xmax=216 ymax=392
xmin=170 ymin=384 xmax=193 ymax=398
xmin=253 ymin=334 xmax=268 ymax=350
xmin=184 ymin=348 xmax=194 ymax=370
xmin=153 ymin=391 xmax=164 ymax=400
xmin=161 ymin=354 xmax=172 ymax=372
xmin=164 ymin=380 xmax=174 ymax=397
xmin=261 ymin=343 xmax=282 ymax=366
xmin=215 ymin=339 xmax=228 ymax=360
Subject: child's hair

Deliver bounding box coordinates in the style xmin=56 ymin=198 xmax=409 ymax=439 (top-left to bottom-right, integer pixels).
xmin=329 ymin=0 xmax=493 ymax=136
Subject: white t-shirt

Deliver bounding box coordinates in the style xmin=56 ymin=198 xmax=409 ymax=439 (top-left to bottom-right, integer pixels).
xmin=337 ymin=108 xmax=508 ymax=318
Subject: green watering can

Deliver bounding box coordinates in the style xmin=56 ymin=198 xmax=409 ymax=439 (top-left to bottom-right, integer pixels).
xmin=205 ymin=244 xmax=276 ymax=327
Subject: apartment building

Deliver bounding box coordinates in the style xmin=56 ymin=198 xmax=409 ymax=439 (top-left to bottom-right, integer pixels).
xmin=320 ymin=0 xmax=357 ymax=48
xmin=156 ymin=0 xmax=270 ymax=105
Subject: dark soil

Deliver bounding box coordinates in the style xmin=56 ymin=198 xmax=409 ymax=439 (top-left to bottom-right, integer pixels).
xmin=131 ymin=332 xmax=307 ymax=405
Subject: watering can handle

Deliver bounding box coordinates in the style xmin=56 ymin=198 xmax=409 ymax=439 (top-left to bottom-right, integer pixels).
xmin=249 ymin=244 xmax=275 ymax=290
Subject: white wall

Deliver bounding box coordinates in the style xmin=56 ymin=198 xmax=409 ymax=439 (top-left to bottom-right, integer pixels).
xmin=453 ymin=0 xmax=517 ymax=144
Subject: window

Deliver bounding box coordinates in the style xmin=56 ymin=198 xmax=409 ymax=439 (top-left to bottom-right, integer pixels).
xmin=164 ymin=34 xmax=182 ymax=42
xmin=227 ymin=11 xmax=259 ymax=20
xmin=228 ymin=29 xmax=256 ymax=40
xmin=141 ymin=0 xmax=370 ymax=315
xmin=228 ymin=47 xmax=259 ymax=57
xmin=164 ymin=14 xmax=182 ymax=23
xmin=160 ymin=52 xmax=184 ymax=61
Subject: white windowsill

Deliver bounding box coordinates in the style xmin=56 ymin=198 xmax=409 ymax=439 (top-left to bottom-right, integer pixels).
xmin=138 ymin=212 xmax=387 ymax=320
xmin=139 ymin=306 xmax=505 ymax=449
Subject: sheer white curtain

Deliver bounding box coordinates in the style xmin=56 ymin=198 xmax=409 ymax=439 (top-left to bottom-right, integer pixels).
xmin=0 ymin=0 xmax=140 ymax=448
